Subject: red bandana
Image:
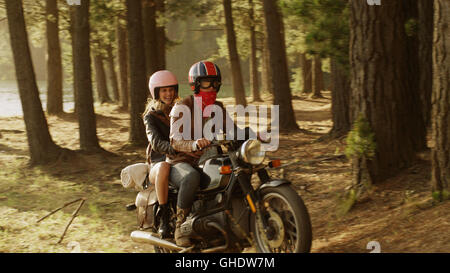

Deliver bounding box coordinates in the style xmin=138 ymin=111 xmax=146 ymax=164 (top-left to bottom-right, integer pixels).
xmin=194 ymin=91 xmax=217 ymax=116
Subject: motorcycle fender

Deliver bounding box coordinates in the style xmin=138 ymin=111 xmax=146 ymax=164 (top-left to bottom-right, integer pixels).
xmin=258 ymin=179 xmax=291 ymax=191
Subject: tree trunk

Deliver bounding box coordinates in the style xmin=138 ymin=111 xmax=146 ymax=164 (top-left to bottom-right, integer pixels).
xmin=45 ymin=0 xmax=63 ymax=115
xmin=69 ymin=8 xmax=78 ymax=115
xmin=116 ymin=17 xmax=129 ymax=111
xmin=329 ymin=59 xmax=351 ymax=138
xmin=312 ymin=55 xmax=324 ymax=98
xmin=249 ymin=0 xmax=261 ymax=102
xmin=142 ymin=0 xmax=159 ymax=79
xmin=155 ymin=0 xmax=166 ymax=70
xmin=431 ymin=0 xmax=450 ymax=201
xmin=349 ymin=1 xmax=421 ymax=184
xmin=223 ymin=0 xmax=247 ymax=107
xmin=5 ymin=0 xmax=64 ymax=164
xmin=262 ymin=0 xmax=298 ymax=131
xmin=106 ymin=44 xmax=120 ymax=102
xmin=418 ymin=0 xmax=434 ymax=128
xmin=93 ymin=53 xmax=111 ymax=104
xmin=72 ymin=0 xmax=101 ymax=151
xmin=126 ymin=0 xmax=149 ymax=146
xmin=301 ymin=53 xmax=312 ymax=94
xmin=404 ymin=0 xmax=427 ymax=152
xmin=261 ymin=37 xmax=272 ymax=94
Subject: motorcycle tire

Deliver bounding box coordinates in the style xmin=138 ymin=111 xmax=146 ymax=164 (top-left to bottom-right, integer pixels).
xmin=250 ymin=185 xmax=312 ymax=253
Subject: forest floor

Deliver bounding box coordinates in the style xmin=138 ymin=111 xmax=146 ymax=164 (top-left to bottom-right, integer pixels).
xmin=0 ymin=91 xmax=449 ymax=253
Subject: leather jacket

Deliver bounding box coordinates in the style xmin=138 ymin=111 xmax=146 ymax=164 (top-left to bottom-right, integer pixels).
xmin=143 ymin=105 xmax=177 ymax=164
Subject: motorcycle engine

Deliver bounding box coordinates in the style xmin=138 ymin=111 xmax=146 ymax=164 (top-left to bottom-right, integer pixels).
xmin=179 ymin=194 xmax=251 ymax=245
xmin=180 ymin=197 xmax=227 ymax=240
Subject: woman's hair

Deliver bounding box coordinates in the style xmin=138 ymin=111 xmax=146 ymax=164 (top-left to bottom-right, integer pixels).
xmin=142 ymin=96 xmax=179 ymax=118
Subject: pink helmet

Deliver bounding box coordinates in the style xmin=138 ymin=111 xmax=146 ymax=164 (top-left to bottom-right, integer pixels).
xmin=148 ymin=70 xmax=178 ymax=100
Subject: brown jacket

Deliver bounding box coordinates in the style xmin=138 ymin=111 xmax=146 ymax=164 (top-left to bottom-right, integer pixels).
xmin=168 ymin=95 xmax=235 ymax=166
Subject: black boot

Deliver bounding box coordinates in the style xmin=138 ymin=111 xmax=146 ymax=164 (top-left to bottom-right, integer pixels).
xmin=157 ymin=204 xmax=170 ymax=239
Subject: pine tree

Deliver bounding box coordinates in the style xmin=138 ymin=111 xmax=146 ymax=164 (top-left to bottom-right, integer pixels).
xmin=431 ymin=0 xmax=450 ymax=201
xmin=5 ymin=0 xmax=70 ymax=164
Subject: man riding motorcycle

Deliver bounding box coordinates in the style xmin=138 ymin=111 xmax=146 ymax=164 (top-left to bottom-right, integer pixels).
xmin=128 ymin=61 xmax=313 ymax=253
xmin=167 ymin=60 xmax=245 ymax=246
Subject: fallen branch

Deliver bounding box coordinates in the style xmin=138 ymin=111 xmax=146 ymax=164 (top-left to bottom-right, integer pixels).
xmin=58 ymin=198 xmax=86 ymax=244
xmin=99 ymin=201 xmax=122 ymax=207
xmin=279 ymin=154 xmax=346 ymax=169
xmin=36 ymin=198 xmax=83 ymax=223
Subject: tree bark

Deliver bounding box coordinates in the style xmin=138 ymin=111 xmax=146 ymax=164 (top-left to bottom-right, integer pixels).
xmin=249 ymin=0 xmax=261 ymax=102
xmin=312 ymin=55 xmax=324 ymax=98
xmin=45 ymin=0 xmax=63 ymax=115
xmin=126 ymin=0 xmax=149 ymax=146
xmin=106 ymin=44 xmax=120 ymax=103
xmin=5 ymin=0 xmax=64 ymax=164
xmin=93 ymin=53 xmax=111 ymax=104
xmin=262 ymin=0 xmax=298 ymax=131
xmin=116 ymin=17 xmax=129 ymax=111
xmin=300 ymin=53 xmax=312 ymax=94
xmin=329 ymin=59 xmax=350 ymax=138
xmin=72 ymin=0 xmax=101 ymax=151
xmin=155 ymin=0 xmax=166 ymax=70
xmin=431 ymin=0 xmax=450 ymax=200
xmin=404 ymin=0 xmax=427 ymax=152
xmin=418 ymin=0 xmax=434 ymax=128
xmin=261 ymin=36 xmax=272 ymax=94
xmin=142 ymin=0 xmax=159 ymax=79
xmin=69 ymin=7 xmax=78 ymax=115
xmin=258 ymin=3 xmax=271 ymax=95
xmin=223 ymin=0 xmax=247 ymax=107
xmin=349 ymin=1 xmax=421 ymax=183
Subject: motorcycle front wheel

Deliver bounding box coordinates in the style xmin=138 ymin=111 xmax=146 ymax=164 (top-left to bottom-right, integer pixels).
xmin=250 ymin=185 xmax=312 ymax=253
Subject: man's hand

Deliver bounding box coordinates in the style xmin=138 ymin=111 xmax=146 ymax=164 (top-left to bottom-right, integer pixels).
xmin=195 ymin=138 xmax=211 ymax=150
xmin=257 ymin=133 xmax=270 ymax=144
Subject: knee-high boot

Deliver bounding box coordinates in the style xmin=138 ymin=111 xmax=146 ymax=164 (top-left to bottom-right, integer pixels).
xmin=157 ymin=203 xmax=170 ymax=239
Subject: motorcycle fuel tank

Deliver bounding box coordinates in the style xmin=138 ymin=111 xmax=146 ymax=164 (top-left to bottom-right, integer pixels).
xmin=199 ymin=157 xmax=231 ymax=191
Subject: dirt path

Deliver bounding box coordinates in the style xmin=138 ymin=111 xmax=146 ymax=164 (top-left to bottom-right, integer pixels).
xmin=0 ymin=92 xmax=448 ymax=253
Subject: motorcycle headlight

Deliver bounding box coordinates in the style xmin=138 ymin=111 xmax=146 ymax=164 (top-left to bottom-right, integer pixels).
xmin=239 ymin=139 xmax=265 ymax=165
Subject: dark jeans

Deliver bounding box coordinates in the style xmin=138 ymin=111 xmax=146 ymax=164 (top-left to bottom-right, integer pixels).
xmin=169 ymin=162 xmax=201 ymax=209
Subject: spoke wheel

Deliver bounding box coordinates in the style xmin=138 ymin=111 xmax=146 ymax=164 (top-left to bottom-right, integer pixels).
xmin=251 ymin=185 xmax=312 ymax=253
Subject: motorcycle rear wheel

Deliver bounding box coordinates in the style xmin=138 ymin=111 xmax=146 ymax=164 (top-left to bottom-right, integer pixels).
xmin=251 ymin=185 xmax=312 ymax=253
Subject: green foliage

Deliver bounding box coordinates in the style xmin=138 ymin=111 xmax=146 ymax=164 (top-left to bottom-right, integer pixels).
xmin=432 ymin=190 xmax=450 ymax=202
xmin=281 ymin=0 xmax=350 ymax=68
xmin=345 ymin=114 xmax=376 ymax=159
xmin=404 ymin=18 xmax=418 ymax=37
xmin=90 ymin=0 xmax=123 ymax=56
xmin=336 ymin=188 xmax=358 ymax=217
xmin=199 ymin=0 xmax=265 ymax=62
xmin=166 ymin=0 xmax=215 ymax=20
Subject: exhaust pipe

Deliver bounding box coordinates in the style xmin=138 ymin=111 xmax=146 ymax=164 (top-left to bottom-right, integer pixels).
xmin=201 ymin=221 xmax=229 ymax=253
xmin=131 ymin=230 xmax=186 ymax=252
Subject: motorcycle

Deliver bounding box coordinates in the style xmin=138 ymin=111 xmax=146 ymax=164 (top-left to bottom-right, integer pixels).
xmin=127 ymin=138 xmax=312 ymax=253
